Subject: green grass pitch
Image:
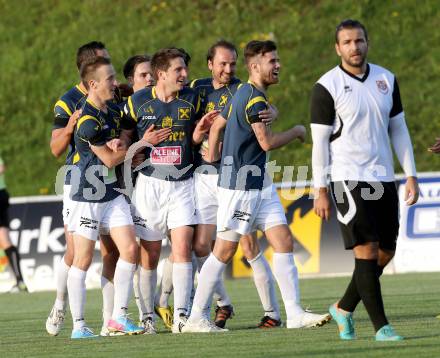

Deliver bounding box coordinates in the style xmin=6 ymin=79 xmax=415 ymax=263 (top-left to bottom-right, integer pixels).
xmin=1 ymin=272 xmax=439 ymax=357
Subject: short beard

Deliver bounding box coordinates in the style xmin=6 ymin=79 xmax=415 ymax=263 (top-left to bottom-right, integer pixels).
xmin=345 ymin=56 xmax=366 ymax=68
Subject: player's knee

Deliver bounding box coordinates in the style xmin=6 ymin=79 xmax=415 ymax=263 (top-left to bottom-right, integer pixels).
xmin=193 ymin=239 xmax=211 ymax=257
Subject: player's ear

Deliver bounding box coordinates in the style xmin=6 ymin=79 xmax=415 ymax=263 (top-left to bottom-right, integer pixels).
xmin=207 ymin=59 xmax=214 ymax=71
xmin=89 ymin=78 xmax=97 ymax=90
xmin=335 ymin=43 xmax=341 ymax=57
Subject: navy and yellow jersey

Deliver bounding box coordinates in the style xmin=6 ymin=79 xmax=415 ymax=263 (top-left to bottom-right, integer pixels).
xmin=53 ymin=85 xmax=87 ymax=167
xmin=218 ymin=82 xmax=269 ymax=191
xmin=190 ymin=77 xmax=242 ymax=171
xmin=123 ymin=86 xmax=201 ymax=181
xmin=71 ymin=99 xmax=122 ymax=203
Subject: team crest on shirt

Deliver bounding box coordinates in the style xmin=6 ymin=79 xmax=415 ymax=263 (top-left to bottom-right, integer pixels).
xmin=219 ymin=94 xmax=229 ymax=107
xmin=206 ymin=101 xmax=215 ymax=112
xmin=178 ymin=107 xmax=191 ymax=120
xmin=376 ymin=80 xmax=388 ymax=94
xmin=162 ymin=116 xmax=173 ymax=128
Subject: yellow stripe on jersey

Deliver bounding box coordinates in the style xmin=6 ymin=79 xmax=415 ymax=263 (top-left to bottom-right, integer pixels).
xmin=245 ymin=96 xmax=267 ymax=111
xmin=152 ymin=86 xmax=157 ymax=99
xmin=54 ymin=100 xmax=73 ymax=117
xmin=127 ymin=97 xmax=136 ymax=121
xmin=195 ymin=94 xmax=201 ymax=113
xmin=73 ymin=152 xmax=80 ymax=164
xmin=189 ymin=79 xmax=198 ymax=88
xmin=86 ymin=99 xmax=100 ymax=111
xmin=75 ymin=84 xmax=87 ymax=95
xmin=77 ymin=115 xmax=101 ymax=130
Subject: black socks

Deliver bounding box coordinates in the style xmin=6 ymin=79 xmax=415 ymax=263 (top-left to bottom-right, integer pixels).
xmin=339 ymin=263 xmax=385 ymax=313
xmin=339 ymin=259 xmax=388 ymax=332
xmin=4 ymin=246 xmax=24 ymax=284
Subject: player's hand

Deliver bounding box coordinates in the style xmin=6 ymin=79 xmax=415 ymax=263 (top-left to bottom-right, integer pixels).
xmin=314 ymin=187 xmax=331 ymax=221
xmin=292 ymin=125 xmax=306 ymax=143
xmin=428 ymin=137 xmax=440 ymax=153
xmin=66 ymin=110 xmax=81 ymax=134
xmin=404 ymin=176 xmax=419 ymax=206
xmin=259 ymin=104 xmax=278 ymax=125
xmin=106 ymin=138 xmax=126 ymax=152
xmin=197 ymin=110 xmax=220 ymax=134
xmin=142 ymin=124 xmax=172 ymax=146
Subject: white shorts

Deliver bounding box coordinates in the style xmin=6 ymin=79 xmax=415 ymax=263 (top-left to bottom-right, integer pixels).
xmin=216 ymin=184 xmax=287 ymax=240
xmin=194 ymin=173 xmax=219 ymax=225
xmin=62 ymin=184 xmax=73 ymax=229
xmin=132 ymin=174 xmax=197 ymax=241
xmin=69 ymin=194 xmax=133 ymax=241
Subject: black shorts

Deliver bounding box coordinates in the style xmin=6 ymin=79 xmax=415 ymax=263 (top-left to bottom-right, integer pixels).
xmin=330 ymin=181 xmax=399 ymax=251
xmin=0 ymin=189 xmax=10 ymax=228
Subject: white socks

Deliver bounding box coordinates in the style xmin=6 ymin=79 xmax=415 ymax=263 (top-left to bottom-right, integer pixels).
xmin=156 ymin=257 xmax=173 ymax=308
xmin=133 ymin=268 xmax=143 ymax=321
xmin=172 ymin=262 xmax=192 ymax=321
xmin=139 ymin=267 xmax=157 ymax=320
xmin=112 ymin=259 xmax=136 ymax=319
xmin=272 ymin=252 xmax=304 ymax=322
xmin=248 ymin=252 xmax=280 ymax=320
xmin=196 ymin=255 xmax=231 ymax=309
xmin=101 ymin=276 xmax=114 ymax=328
xmin=55 ymin=256 xmax=70 ymax=309
xmin=189 ymin=254 xmax=226 ymax=322
xmin=67 ymin=266 xmax=87 ymax=331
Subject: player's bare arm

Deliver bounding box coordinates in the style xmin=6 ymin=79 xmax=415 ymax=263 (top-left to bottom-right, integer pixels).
xmin=206 ymin=114 xmax=227 ymax=162
xmin=90 ymin=144 xmax=127 ymax=169
xmin=251 ymin=122 xmax=306 ymax=152
xmin=50 ymin=110 xmax=82 ymax=158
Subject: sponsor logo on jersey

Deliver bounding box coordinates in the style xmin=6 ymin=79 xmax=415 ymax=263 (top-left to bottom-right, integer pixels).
xmin=151 ymin=146 xmax=182 ymax=165
xmin=162 ymin=116 xmax=173 ymax=128
xmin=145 ymin=105 xmax=154 ymax=114
xmin=219 ymin=94 xmax=229 ymax=106
xmin=232 ymin=210 xmax=251 ymax=222
xmin=142 ymin=115 xmax=157 ymax=120
xmin=344 ymin=85 xmax=352 ymax=93
xmin=206 ymin=101 xmax=216 ymax=112
xmin=178 ymin=107 xmax=191 ymax=120
xmin=376 ymin=80 xmax=388 ymax=94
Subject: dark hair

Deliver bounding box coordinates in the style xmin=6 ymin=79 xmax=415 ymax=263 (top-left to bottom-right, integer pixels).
xmin=123 ymin=54 xmax=151 ymax=79
xmin=335 ymin=19 xmax=368 ymax=43
xmin=206 ymin=40 xmax=238 ymax=63
xmin=76 ymin=41 xmax=107 ymax=70
xmin=244 ymin=40 xmax=277 ymax=64
xmin=177 ymin=48 xmax=191 ymax=66
xmin=80 ymin=57 xmax=112 ymax=90
xmin=151 ymin=48 xmax=185 ymax=80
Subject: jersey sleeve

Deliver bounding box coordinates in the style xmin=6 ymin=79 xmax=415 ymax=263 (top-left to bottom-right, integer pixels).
xmin=389 ymin=77 xmax=403 ymax=118
xmin=245 ymin=94 xmax=268 ymax=124
xmin=310 ymin=83 xmax=335 ymax=126
xmin=220 ymin=100 xmax=232 ymax=120
xmin=76 ymin=116 xmax=105 ymax=146
xmin=121 ymin=97 xmax=138 ymax=130
xmin=53 ymin=99 xmax=73 ymax=129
